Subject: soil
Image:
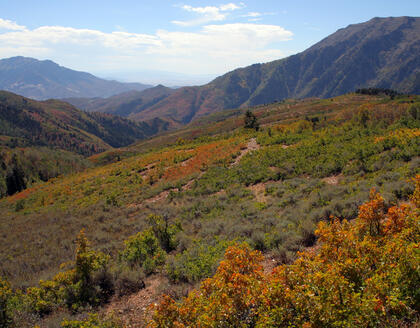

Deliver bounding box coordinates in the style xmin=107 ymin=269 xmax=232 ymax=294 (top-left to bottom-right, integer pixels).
xmin=104 ymin=275 xmax=168 ymax=328
xmin=323 ymin=174 xmax=343 ymax=185
xmin=231 ymin=138 xmax=260 ymax=166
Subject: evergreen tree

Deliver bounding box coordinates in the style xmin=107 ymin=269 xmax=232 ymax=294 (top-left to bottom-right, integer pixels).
xmin=244 ymin=110 xmax=259 ymax=131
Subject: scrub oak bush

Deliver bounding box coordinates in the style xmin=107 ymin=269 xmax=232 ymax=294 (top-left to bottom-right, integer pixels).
xmin=27 ymin=230 xmax=111 ymax=315
xmin=0 ymin=277 xmax=13 ymax=328
xmin=119 ymin=228 xmax=165 ymax=275
xmin=166 ymin=239 xmax=230 ymax=283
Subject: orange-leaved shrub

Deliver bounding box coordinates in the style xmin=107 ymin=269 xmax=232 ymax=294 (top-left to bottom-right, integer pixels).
xmin=150 ymin=175 xmax=420 ymax=328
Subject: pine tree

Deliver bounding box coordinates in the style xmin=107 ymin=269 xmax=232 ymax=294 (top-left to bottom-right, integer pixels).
xmin=244 ymin=110 xmax=259 ymax=131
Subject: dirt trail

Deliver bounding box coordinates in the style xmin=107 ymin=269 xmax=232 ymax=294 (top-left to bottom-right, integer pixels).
xmin=323 ymin=174 xmax=343 ymax=185
xmin=145 ymin=189 xmax=174 ymax=204
xmin=105 ymin=275 xmax=167 ymax=328
xmin=134 ymin=138 xmax=262 ymax=207
xmin=262 ymin=256 xmax=279 ymax=275
xmin=248 ymin=182 xmax=269 ymax=202
xmin=105 ymin=255 xmax=278 ymax=327
xmin=139 ymin=162 xmax=157 ymax=179
xmin=231 ymin=138 xmax=260 ymax=167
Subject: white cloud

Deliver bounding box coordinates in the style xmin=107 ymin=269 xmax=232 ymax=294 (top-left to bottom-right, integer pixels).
xmin=172 ymin=3 xmax=243 ymax=26
xmin=242 ymin=12 xmax=262 ymax=18
xmin=149 ymin=23 xmax=293 ymax=72
xmin=0 ymin=18 xmax=26 ymax=31
xmin=0 ymin=26 xmax=161 ymax=49
xmin=0 ymin=19 xmax=293 ymax=76
xmin=220 ymin=3 xmax=241 ymax=11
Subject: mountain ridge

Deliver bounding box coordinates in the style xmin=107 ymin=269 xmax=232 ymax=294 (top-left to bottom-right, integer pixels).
xmin=131 ymin=16 xmax=420 ymax=123
xmin=0 ymin=56 xmax=152 ymax=100
xmin=0 ymin=90 xmax=168 ymax=156
xmin=63 ymin=85 xmax=176 ymax=119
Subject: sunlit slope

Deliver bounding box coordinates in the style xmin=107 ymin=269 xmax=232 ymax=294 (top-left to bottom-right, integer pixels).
xmin=0 ymin=94 xmax=418 ymax=287
xmin=132 ymin=17 xmax=420 ymax=123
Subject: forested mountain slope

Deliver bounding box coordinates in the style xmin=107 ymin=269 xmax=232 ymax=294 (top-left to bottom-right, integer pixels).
xmin=0 ymin=91 xmax=168 ymax=196
xmin=133 ymin=17 xmax=420 ymax=124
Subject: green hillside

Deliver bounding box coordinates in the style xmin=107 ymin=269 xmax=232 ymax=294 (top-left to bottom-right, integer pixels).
xmin=0 ymin=91 xmax=169 ymax=196
xmin=0 ymin=93 xmax=419 ymax=327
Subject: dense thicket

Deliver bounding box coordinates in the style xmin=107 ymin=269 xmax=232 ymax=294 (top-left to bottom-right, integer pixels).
xmin=355 ymin=88 xmax=402 ymax=98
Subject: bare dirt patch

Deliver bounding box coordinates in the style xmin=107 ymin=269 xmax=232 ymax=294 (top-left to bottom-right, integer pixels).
xmin=145 ymin=189 xmax=176 ymax=204
xmin=231 ymin=138 xmax=260 ymax=167
xmin=323 ymin=174 xmax=343 ymax=185
xmin=248 ymin=182 xmax=268 ymax=202
xmin=182 ymin=179 xmax=195 ymax=191
xmin=262 ymin=255 xmax=279 ymax=275
xmin=180 ymin=157 xmax=193 ymax=167
xmin=182 ymin=171 xmax=205 ymax=191
xmin=105 ymin=275 xmax=167 ymax=328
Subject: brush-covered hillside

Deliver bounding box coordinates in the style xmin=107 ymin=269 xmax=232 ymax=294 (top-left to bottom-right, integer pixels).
xmin=132 ymin=16 xmax=420 ymax=124
xmin=0 ymin=93 xmax=419 ymax=327
xmin=0 ymin=91 xmax=169 ymax=197
xmin=63 ymin=85 xmax=176 ymax=119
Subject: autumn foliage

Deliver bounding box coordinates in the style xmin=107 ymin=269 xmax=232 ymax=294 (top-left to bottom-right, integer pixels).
xmin=151 ymin=176 xmax=420 ymax=327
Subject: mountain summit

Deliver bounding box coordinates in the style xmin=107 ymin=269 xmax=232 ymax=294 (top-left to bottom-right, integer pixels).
xmin=132 ymin=16 xmax=420 ymax=123
xmin=0 ymin=57 xmax=151 ymax=100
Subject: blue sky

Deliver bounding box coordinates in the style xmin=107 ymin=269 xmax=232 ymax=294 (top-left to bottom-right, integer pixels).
xmin=0 ymin=0 xmax=419 ymax=85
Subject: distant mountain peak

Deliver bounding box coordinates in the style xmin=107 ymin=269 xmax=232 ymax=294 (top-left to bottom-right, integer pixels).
xmin=0 ymin=57 xmax=152 ymax=100
xmin=130 ymin=16 xmax=420 ymax=124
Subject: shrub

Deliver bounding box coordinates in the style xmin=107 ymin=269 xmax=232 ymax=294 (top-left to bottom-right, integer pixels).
xmin=61 ymin=313 xmax=121 ymax=328
xmin=244 ymin=110 xmax=259 ymax=131
xmin=151 ymin=177 xmax=420 ymax=327
xmin=166 ymin=239 xmax=230 ymax=283
xmin=26 ymin=230 xmax=111 ymax=314
xmin=119 ymin=229 xmax=165 ymax=275
xmin=0 ymin=277 xmax=12 ymax=327
xmin=147 ymin=214 xmax=182 ymax=252
xmin=113 ymin=267 xmax=145 ymax=297
xmin=14 ymin=199 xmax=25 ymax=212
xmin=152 ymin=243 xmax=265 ymax=327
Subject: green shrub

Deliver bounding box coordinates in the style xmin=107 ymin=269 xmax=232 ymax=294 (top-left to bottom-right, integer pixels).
xmin=166 ymin=239 xmax=230 ymax=283
xmin=113 ymin=267 xmax=145 ymax=297
xmin=244 ymin=110 xmax=259 ymax=131
xmin=14 ymin=199 xmax=25 ymax=212
xmin=120 ymin=229 xmax=165 ymax=275
xmin=0 ymin=277 xmax=13 ymax=327
xmin=26 ymin=230 xmax=111 ymax=314
xmin=147 ymin=214 xmax=182 ymax=252
xmin=61 ymin=313 xmax=121 ymax=328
